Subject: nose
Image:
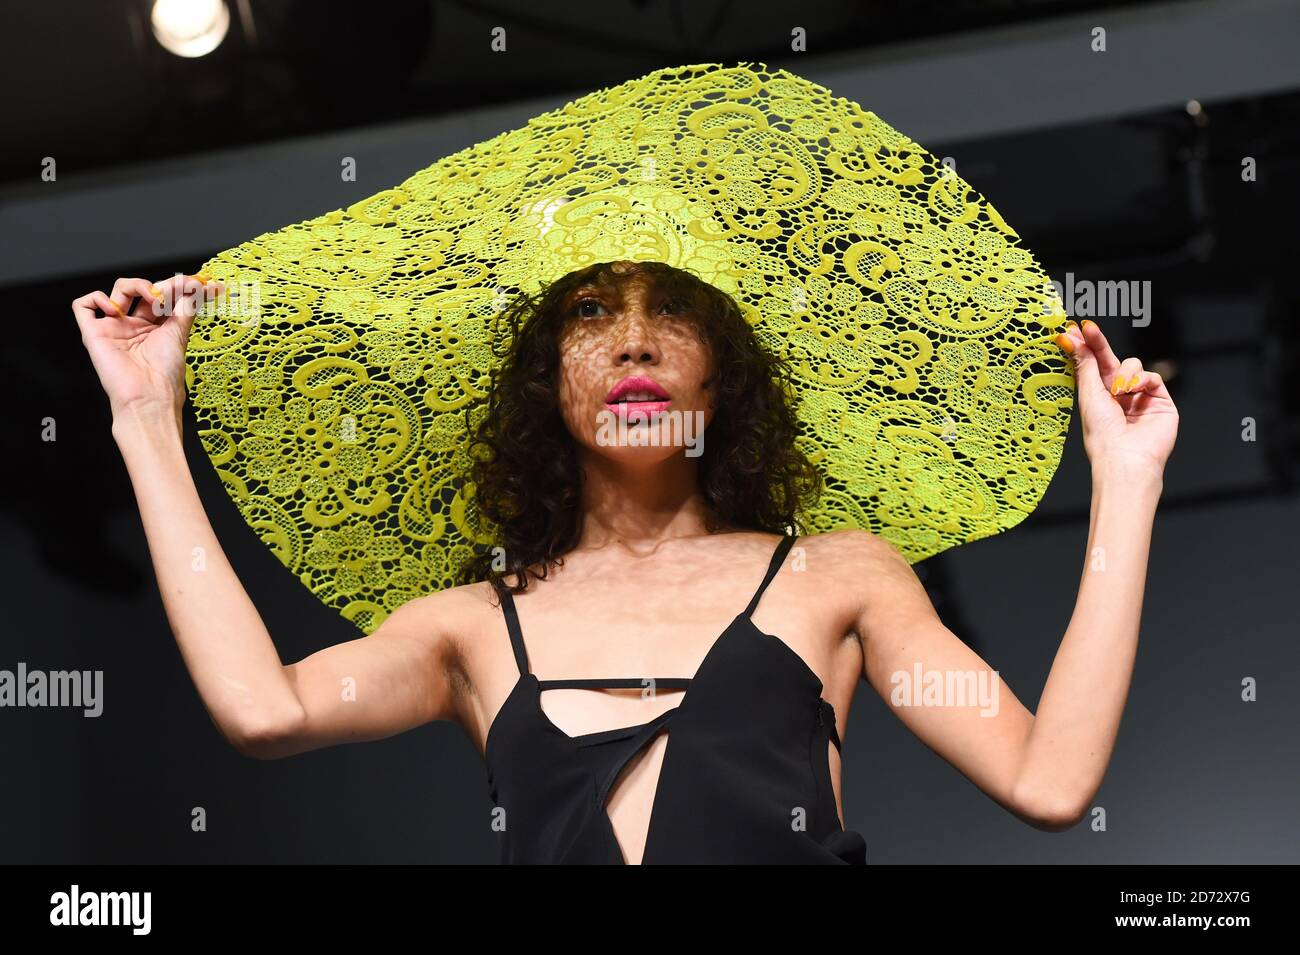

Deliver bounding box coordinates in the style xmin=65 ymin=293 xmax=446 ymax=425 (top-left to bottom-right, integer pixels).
xmin=612 ymin=303 xmax=661 ymax=366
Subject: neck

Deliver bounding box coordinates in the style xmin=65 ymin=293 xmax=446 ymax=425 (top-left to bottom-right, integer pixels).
xmin=575 ymin=447 xmax=729 ymax=551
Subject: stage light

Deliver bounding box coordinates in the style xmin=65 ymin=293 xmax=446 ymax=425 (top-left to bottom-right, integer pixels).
xmin=150 ymin=0 xmax=230 ymax=58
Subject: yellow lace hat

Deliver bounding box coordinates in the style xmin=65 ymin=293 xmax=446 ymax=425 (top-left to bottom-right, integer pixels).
xmin=185 ymin=61 xmax=1074 ymax=635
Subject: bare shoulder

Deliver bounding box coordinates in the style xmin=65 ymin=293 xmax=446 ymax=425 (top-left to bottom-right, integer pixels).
xmin=795 ymin=526 xmax=912 ymax=580
xmin=376 ymin=577 xmax=503 ymax=668
xmin=372 ymin=577 xmax=515 ymax=735
xmin=793 ymin=528 xmax=930 ymax=633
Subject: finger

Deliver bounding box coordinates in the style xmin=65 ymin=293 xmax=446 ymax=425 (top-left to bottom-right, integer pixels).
xmin=80 ymin=288 xmax=130 ymax=319
xmin=86 ymin=290 xmax=130 ymax=322
xmin=1055 ymin=320 xmax=1110 ymax=405
xmin=1122 ymin=367 xmax=1168 ymax=397
xmin=193 ymin=269 xmax=227 ymax=299
xmin=1079 ymin=320 xmax=1125 ymax=383
xmin=195 ymin=273 xmax=227 ymax=308
xmin=1110 ymin=357 xmax=1145 ymax=396
xmin=110 ymin=277 xmax=168 ymax=319
xmin=71 ymin=291 xmax=110 ymax=340
xmin=184 ymin=273 xmax=226 ymax=312
xmin=152 ymin=272 xmax=214 ymax=297
xmin=188 ymin=273 xmax=227 ymax=326
xmin=166 ymin=280 xmax=212 ymax=340
xmin=1052 ymin=320 xmax=1084 ymax=358
xmin=145 ymin=273 xmax=220 ymax=324
xmin=71 ymin=292 xmax=133 ymax=354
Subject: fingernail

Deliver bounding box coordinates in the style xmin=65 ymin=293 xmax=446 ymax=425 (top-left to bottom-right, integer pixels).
xmin=148 ymin=285 xmax=164 ymax=300
xmin=1126 ymin=373 xmax=1140 ymax=392
xmin=1064 ymin=320 xmax=1078 ymax=332
xmin=1111 ymin=376 xmax=1125 ymax=395
xmin=105 ymin=299 xmax=121 ymax=316
xmin=1054 ymin=333 xmax=1075 ymax=354
xmin=1082 ymin=320 xmax=1098 ymax=332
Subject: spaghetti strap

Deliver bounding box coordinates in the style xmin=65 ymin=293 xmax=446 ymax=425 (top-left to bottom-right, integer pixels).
xmin=743 ymin=533 xmax=798 ymax=618
xmin=539 ymin=677 xmax=693 ymax=691
xmin=492 ymin=579 xmax=531 ymax=676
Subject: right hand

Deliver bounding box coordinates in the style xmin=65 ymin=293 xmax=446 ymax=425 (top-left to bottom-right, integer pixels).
xmin=72 ymin=273 xmax=224 ymax=423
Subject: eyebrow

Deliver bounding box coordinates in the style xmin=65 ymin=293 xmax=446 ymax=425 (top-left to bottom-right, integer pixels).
xmin=564 ymin=284 xmax=605 ymax=307
xmin=564 ymin=275 xmax=692 ymax=310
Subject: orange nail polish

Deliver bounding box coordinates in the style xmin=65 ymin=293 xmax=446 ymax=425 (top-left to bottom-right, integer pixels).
xmin=1111 ymin=376 xmax=1124 ymax=395
xmin=1055 ymin=333 xmax=1075 ymax=353
xmin=1082 ymin=320 xmax=1098 ymax=331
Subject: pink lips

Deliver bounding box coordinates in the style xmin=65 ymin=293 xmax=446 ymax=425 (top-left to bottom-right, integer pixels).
xmin=604 ymin=374 xmax=672 ymax=420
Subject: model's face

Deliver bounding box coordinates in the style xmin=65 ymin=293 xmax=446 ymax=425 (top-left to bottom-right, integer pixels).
xmin=556 ymin=263 xmax=717 ymax=462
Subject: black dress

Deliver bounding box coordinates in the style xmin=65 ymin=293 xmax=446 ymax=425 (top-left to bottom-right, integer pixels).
xmin=483 ymin=533 xmax=867 ymax=864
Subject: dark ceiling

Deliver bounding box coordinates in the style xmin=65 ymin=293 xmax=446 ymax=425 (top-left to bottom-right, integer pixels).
xmin=5 ymin=0 xmax=1181 ymax=186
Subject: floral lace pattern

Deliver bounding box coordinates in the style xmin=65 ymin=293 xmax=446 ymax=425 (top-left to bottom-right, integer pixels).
xmin=185 ymin=62 xmax=1074 ymax=635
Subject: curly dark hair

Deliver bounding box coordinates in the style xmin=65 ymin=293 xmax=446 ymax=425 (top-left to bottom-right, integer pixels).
xmin=455 ymin=260 xmax=822 ymax=594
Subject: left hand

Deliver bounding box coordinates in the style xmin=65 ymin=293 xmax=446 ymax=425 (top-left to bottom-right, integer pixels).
xmin=1055 ymin=319 xmax=1179 ymax=476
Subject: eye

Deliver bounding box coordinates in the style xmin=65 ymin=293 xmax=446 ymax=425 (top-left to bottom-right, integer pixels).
xmin=659 ymin=298 xmax=687 ymax=315
xmin=572 ymin=297 xmax=608 ymax=319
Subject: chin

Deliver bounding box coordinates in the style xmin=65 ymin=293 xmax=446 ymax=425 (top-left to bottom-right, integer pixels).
xmin=591 ymin=440 xmax=688 ymax=466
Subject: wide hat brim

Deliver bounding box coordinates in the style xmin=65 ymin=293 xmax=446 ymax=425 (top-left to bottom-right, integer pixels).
xmin=186 ymin=61 xmax=1074 ymax=635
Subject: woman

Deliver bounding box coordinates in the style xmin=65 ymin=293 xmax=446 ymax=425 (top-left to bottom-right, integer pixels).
xmin=72 ymin=257 xmax=1177 ymax=864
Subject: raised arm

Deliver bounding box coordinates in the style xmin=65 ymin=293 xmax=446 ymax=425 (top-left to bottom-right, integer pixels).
xmin=850 ymin=318 xmax=1178 ymax=831
xmin=76 ymin=274 xmax=460 ymax=760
